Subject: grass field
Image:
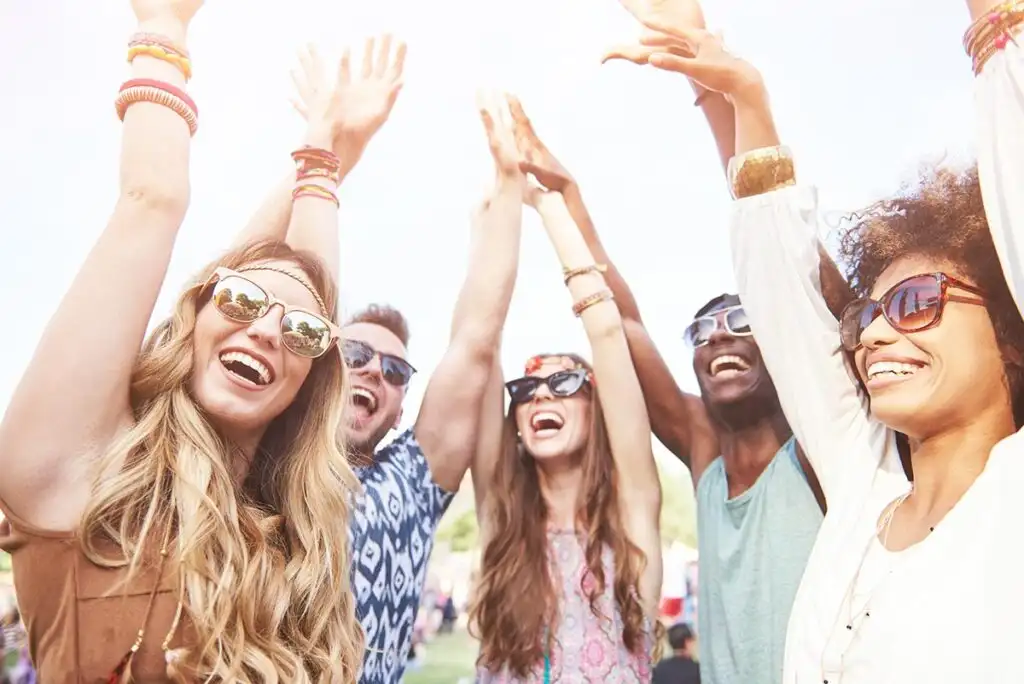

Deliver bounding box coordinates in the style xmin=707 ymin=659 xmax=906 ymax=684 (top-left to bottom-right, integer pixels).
xmin=403 ymin=629 xmax=477 ymax=684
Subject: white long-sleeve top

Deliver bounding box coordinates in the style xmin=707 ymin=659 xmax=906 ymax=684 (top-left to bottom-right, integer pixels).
xmin=728 ymin=42 xmax=1024 ymax=684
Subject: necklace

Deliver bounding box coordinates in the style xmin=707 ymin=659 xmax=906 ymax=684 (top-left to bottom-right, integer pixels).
xmin=819 ymin=489 xmax=913 ymax=683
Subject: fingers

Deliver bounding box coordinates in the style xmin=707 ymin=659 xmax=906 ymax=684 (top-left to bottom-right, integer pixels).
xmin=337 ymin=47 xmax=352 ymax=85
xmin=601 ymin=44 xmax=657 ymax=65
xmin=391 ymin=41 xmax=408 ymax=81
xmin=647 ymin=52 xmax=700 ymax=76
xmin=638 ymin=29 xmax=697 ymax=56
xmin=374 ymin=34 xmax=393 ymax=78
xmin=289 ymin=97 xmax=309 ymax=119
xmin=476 ymin=90 xmax=516 ymax=163
xmin=361 ymin=37 xmax=375 ymax=79
xmin=641 ymin=24 xmax=707 ymax=46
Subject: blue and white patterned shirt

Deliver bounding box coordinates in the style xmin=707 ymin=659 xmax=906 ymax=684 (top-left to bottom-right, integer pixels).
xmin=351 ymin=428 xmax=455 ymax=684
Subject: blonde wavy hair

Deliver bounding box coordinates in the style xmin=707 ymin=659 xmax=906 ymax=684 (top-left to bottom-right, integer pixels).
xmin=79 ymin=239 xmax=364 ymax=682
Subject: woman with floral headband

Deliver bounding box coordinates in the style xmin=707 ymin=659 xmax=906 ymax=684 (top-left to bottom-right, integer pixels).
xmin=0 ymin=0 xmax=376 ymax=680
xmin=469 ymin=98 xmax=663 ymax=683
xmin=605 ymin=0 xmax=1024 ymax=682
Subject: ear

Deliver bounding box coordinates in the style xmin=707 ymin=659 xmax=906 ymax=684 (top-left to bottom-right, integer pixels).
xmin=392 ymin=406 xmax=404 ymax=430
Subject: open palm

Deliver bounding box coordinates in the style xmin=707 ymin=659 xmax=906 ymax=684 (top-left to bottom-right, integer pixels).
xmin=292 ymin=35 xmax=406 ymax=159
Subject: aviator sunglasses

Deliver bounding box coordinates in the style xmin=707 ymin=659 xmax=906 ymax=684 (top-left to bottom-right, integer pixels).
xmin=505 ymin=368 xmax=592 ymax=404
xmin=203 ymin=267 xmax=341 ymax=359
xmin=839 ymin=272 xmax=986 ymax=352
xmin=342 ymin=339 xmax=417 ymax=387
xmin=683 ymin=305 xmax=753 ymax=349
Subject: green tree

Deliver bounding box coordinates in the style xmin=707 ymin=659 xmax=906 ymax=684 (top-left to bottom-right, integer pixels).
xmin=0 ymin=551 xmax=10 ymax=572
xmin=436 ymin=508 xmax=480 ymax=553
xmin=656 ymin=451 xmax=698 ymax=548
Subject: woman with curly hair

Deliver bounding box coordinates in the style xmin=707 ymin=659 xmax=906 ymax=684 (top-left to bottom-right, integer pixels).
xmin=606 ymin=1 xmax=1024 ymax=682
xmin=469 ymin=98 xmax=663 ymax=683
xmin=0 ymin=0 xmax=374 ymax=680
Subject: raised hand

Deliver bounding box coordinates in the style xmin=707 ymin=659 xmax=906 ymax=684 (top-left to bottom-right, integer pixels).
xmin=130 ymin=0 xmax=204 ymax=26
xmin=477 ymin=91 xmax=522 ymax=184
xmin=506 ymin=96 xmax=574 ymax=193
xmin=291 ymin=35 xmax=406 ymax=167
xmin=633 ymin=29 xmax=762 ymax=97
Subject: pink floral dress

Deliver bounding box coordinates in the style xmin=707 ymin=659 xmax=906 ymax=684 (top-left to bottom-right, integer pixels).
xmin=476 ymin=528 xmax=653 ymax=683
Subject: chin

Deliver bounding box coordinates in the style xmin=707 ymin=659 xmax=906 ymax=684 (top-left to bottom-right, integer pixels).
xmin=192 ymin=379 xmax=283 ymax=434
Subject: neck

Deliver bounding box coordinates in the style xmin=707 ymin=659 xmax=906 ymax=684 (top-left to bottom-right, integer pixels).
xmin=716 ymin=407 xmax=791 ymax=492
xmin=906 ymin=408 xmax=1014 ymax=513
xmin=220 ymin=427 xmax=265 ymax=486
xmin=536 ymin=456 xmax=584 ymax=530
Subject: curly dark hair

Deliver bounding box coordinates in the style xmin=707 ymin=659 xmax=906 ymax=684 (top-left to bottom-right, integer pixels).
xmin=839 ymin=165 xmax=1024 ymax=429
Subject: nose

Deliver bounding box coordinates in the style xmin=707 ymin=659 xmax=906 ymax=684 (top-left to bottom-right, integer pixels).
xmin=533 ymin=381 xmax=555 ymax=401
xmin=351 ymin=351 xmax=383 ymax=379
xmin=859 ymin=310 xmax=899 ymax=350
xmin=245 ymin=305 xmax=284 ymax=350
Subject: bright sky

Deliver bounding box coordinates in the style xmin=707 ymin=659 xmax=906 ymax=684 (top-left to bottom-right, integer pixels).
xmin=0 ymin=0 xmax=977 ymax=474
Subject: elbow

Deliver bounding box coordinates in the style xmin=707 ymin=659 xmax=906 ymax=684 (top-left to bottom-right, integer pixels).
xmin=119 ymin=181 xmax=190 ymax=221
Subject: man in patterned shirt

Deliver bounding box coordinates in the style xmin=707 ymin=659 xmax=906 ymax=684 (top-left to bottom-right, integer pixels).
xmin=339 ymin=100 xmax=525 ymax=680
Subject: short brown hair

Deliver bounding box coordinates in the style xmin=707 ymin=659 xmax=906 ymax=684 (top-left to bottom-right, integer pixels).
xmin=346 ymin=304 xmax=411 ymax=348
xmin=839 ymin=164 xmax=1024 ymax=427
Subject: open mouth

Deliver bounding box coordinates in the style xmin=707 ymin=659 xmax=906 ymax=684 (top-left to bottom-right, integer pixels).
xmin=220 ymin=350 xmax=273 ymax=387
xmin=866 ymin=360 xmax=923 ymax=383
xmin=709 ymin=354 xmax=751 ymax=379
xmin=530 ymin=411 xmax=564 ymax=438
xmin=350 ymin=387 xmax=378 ymax=417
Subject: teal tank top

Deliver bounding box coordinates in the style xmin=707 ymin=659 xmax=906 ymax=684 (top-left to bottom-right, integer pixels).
xmin=695 ymin=437 xmax=823 ymax=684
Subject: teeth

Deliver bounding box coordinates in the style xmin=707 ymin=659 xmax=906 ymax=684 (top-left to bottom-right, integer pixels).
xmin=867 ymin=361 xmax=920 ymax=380
xmin=710 ymin=354 xmax=750 ymax=376
xmin=351 ymin=388 xmax=377 ymax=412
xmin=531 ymin=411 xmax=564 ymax=431
xmin=220 ymin=351 xmax=271 ymax=385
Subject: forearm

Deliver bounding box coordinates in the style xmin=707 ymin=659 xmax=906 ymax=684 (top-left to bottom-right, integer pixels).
xmin=119 ymin=18 xmax=191 ymax=216
xmin=451 ymin=182 xmax=523 ymax=350
xmin=731 ymin=83 xmax=780 ymax=158
xmin=693 ymin=86 xmax=738 ymax=174
xmin=285 ymin=127 xmax=341 ymax=282
xmin=562 ymin=184 xmax=645 ymax=323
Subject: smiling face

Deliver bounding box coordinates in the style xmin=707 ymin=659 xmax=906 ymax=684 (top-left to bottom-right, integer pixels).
xmin=691 ymin=304 xmax=775 ymax=410
xmin=189 ymin=260 xmax=324 ymax=443
xmin=513 ymin=356 xmax=593 ymax=463
xmin=340 ymin=321 xmax=408 ymax=454
xmin=854 ymin=254 xmax=1007 ymax=438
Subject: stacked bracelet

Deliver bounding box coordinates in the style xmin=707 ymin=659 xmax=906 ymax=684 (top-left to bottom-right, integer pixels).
xmin=727 ymin=146 xmax=796 ymax=200
xmin=292 ymin=183 xmax=340 ymax=208
xmin=128 ymin=32 xmax=192 ymax=81
xmin=292 ymin=147 xmax=343 ymax=186
xmin=563 ymin=263 xmax=607 ymax=285
xmin=573 ymin=290 xmax=615 ymax=317
xmin=115 ymin=78 xmax=198 ymax=136
xmin=964 ymin=2 xmax=1024 ymax=74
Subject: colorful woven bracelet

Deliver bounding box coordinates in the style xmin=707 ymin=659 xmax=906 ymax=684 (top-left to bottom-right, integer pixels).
xmin=115 ymin=85 xmax=198 ymax=136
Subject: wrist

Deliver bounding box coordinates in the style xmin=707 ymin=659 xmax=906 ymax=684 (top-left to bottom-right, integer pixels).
xmin=136 ymin=18 xmax=188 ymax=46
xmin=304 ymin=124 xmax=334 ymax=151
xmin=728 ymin=77 xmax=769 ymax=112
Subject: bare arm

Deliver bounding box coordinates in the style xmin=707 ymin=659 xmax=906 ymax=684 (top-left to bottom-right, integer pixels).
xmin=0 ymin=14 xmax=197 ymax=530
xmin=470 ymin=360 xmax=506 ymax=541
xmin=531 ymin=189 xmax=662 ymax=617
xmin=415 ymin=98 xmax=525 ymax=493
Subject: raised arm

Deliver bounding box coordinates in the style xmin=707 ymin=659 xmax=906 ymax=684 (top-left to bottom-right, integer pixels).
xmin=637 ymin=27 xmax=884 ymax=500
xmin=968 ymin=2 xmax=1024 ymax=314
xmin=233 ymin=35 xmax=406 ymax=267
xmin=414 ymin=95 xmax=525 ymax=493
xmin=528 ymin=186 xmax=662 ymax=618
xmin=0 ymin=1 xmax=203 ymax=530
xmin=506 ymin=98 xmax=718 ymax=482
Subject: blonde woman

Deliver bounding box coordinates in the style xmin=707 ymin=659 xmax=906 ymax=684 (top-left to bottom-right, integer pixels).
xmin=0 ymin=0 xmax=366 ymax=681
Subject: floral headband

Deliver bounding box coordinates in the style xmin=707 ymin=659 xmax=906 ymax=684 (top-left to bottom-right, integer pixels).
xmin=523 ymin=354 xmax=596 ymax=385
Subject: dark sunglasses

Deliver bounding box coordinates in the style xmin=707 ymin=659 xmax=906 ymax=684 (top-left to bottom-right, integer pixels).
xmin=505 ymin=369 xmax=591 ymax=404
xmin=839 ymin=272 xmax=986 ymax=352
xmin=683 ymin=305 xmax=752 ymax=349
xmin=342 ymin=339 xmax=417 ymax=387
xmin=205 ymin=267 xmax=340 ymax=359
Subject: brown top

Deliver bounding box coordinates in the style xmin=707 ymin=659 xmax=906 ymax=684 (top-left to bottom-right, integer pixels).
xmin=0 ymin=497 xmax=188 ymax=684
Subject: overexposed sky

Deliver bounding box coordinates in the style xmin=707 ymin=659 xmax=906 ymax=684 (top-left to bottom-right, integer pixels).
xmin=0 ymin=0 xmax=976 ymax=472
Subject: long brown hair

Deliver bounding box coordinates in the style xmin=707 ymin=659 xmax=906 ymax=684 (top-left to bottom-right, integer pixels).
xmin=470 ymin=353 xmax=647 ymax=678
xmin=80 ymin=239 xmax=363 ymax=682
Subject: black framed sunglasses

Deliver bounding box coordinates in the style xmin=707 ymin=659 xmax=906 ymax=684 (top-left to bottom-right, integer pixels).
xmin=341 ymin=339 xmax=417 ymax=387
xmin=683 ymin=305 xmax=753 ymax=349
xmin=205 ymin=267 xmax=340 ymax=359
xmin=505 ymin=369 xmax=591 ymax=404
xmin=839 ymin=272 xmax=986 ymax=351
